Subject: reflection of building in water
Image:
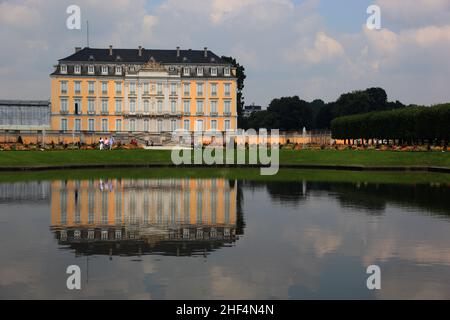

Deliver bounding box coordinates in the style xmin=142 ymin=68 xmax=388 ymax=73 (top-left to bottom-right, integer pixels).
xmin=50 ymin=178 xmax=238 ymax=256
xmin=0 ymin=181 xmax=50 ymax=204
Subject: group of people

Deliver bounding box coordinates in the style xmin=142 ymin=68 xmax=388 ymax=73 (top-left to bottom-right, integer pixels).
xmin=99 ymin=137 xmax=114 ymax=150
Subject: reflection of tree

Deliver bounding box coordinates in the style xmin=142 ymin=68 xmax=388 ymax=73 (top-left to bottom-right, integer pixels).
xmin=265 ymin=181 xmax=306 ymax=204
xmin=327 ymin=183 xmax=450 ymax=217
xmin=236 ymin=181 xmax=245 ymax=236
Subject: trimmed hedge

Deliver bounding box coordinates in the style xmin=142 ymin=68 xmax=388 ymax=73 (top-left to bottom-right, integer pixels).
xmin=331 ymin=104 xmax=450 ymax=145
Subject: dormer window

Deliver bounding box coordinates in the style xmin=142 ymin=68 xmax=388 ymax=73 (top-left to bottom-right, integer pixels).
xmin=101 ymin=66 xmax=108 ymax=75
xmin=60 ymin=65 xmax=67 ymax=74
xmin=74 ymin=65 xmax=81 ymax=74
xmin=88 ymin=65 xmax=95 ymax=75
xmin=183 ymin=67 xmax=190 ymax=76
xmin=197 ymin=67 xmax=203 ymax=76
xmin=224 ymin=67 xmax=231 ymax=77
xmin=115 ymin=66 xmax=122 ymax=75
xmin=211 ymin=67 xmax=217 ymax=77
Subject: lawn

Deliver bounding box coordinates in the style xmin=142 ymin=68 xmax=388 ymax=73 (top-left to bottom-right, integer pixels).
xmin=0 ymin=149 xmax=449 ymax=168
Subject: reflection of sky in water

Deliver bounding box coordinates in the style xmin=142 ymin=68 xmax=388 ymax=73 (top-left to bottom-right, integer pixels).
xmin=0 ymin=178 xmax=449 ymax=299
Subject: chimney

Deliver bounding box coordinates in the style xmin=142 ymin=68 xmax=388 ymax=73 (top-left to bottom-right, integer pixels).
xmin=204 ymin=47 xmax=208 ymax=58
xmin=109 ymin=45 xmax=113 ymax=56
xmin=138 ymin=46 xmax=143 ymax=57
xmin=176 ymin=46 xmax=180 ymax=57
xmin=75 ymin=47 xmax=81 ymax=53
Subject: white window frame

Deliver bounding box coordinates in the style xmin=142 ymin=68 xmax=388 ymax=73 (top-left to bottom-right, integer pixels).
xmin=211 ymin=120 xmax=217 ymax=130
xmin=115 ymin=66 xmax=122 ymax=75
xmin=115 ymin=119 xmax=122 ymax=132
xmin=74 ymin=81 xmax=81 ymax=94
xmin=101 ymin=119 xmax=108 ymax=132
xmin=74 ymin=65 xmax=81 ymax=74
xmin=224 ymin=67 xmax=231 ymax=76
xmin=210 ymin=100 xmax=217 ymax=114
xmin=102 ymin=82 xmax=108 ymax=94
xmin=88 ymin=119 xmax=95 ymax=131
xmin=224 ymin=83 xmax=231 ymax=97
xmin=74 ymin=119 xmax=81 ymax=132
xmin=197 ymin=67 xmax=203 ymax=76
xmin=115 ymin=82 xmax=122 ymax=94
xmin=60 ymin=98 xmax=68 ymax=112
xmin=211 ymin=67 xmax=217 ymax=77
xmin=183 ymin=100 xmax=190 ymax=114
xmin=183 ymin=67 xmax=190 ymax=76
xmin=101 ymin=65 xmax=108 ymax=75
xmin=225 ymin=120 xmax=231 ymax=131
xmin=183 ymin=119 xmax=190 ymax=131
xmin=60 ymin=81 xmax=67 ymax=94
xmin=61 ymin=118 xmax=68 ymax=131
xmin=115 ymin=99 xmax=122 ymax=113
xmin=60 ymin=65 xmax=67 ymax=74
xmin=88 ymin=65 xmax=95 ymax=75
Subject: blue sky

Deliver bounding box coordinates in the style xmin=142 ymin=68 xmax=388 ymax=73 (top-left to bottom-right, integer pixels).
xmin=1 ymin=0 xmax=450 ymax=106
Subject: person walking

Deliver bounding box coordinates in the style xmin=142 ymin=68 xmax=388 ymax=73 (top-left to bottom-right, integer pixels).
xmin=99 ymin=137 xmax=104 ymax=150
xmin=109 ymin=136 xmax=114 ymax=150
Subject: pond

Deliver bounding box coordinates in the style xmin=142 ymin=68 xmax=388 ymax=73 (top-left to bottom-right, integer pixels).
xmin=0 ymin=169 xmax=449 ymax=299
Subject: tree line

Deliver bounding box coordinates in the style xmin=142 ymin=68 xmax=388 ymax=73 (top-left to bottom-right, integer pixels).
xmin=331 ymin=104 xmax=450 ymax=146
xmin=242 ymin=87 xmax=405 ymax=130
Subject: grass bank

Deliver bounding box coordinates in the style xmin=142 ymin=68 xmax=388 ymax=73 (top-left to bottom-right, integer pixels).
xmin=0 ymin=149 xmax=449 ymax=169
xmin=0 ymin=168 xmax=449 ymax=185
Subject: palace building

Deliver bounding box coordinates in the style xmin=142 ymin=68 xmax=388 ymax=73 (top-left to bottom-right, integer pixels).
xmin=50 ymin=46 xmax=238 ymax=144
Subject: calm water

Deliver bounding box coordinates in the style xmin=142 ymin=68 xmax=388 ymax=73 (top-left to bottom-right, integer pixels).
xmin=0 ymin=173 xmax=450 ymax=299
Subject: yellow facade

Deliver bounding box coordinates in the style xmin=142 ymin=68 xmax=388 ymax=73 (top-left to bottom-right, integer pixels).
xmin=50 ymin=48 xmax=238 ymax=140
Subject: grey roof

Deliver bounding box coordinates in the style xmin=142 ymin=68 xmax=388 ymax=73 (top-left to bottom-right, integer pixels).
xmin=0 ymin=100 xmax=50 ymax=107
xmin=60 ymin=47 xmax=230 ymax=65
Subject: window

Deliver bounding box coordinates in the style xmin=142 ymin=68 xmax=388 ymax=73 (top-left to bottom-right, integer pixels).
xmin=74 ymin=99 xmax=81 ymax=115
xmin=171 ymin=119 xmax=177 ymax=131
xmin=101 ymin=65 xmax=108 ymax=75
xmin=224 ymin=100 xmax=231 ymax=114
xmin=211 ymin=67 xmax=217 ymax=76
xmin=183 ymin=100 xmax=190 ymax=114
xmin=115 ymin=119 xmax=122 ymax=132
xmin=102 ymin=119 xmax=108 ymax=132
xmin=115 ymin=82 xmax=122 ymax=94
xmin=211 ymin=120 xmax=217 ymax=130
xmin=170 ymin=83 xmax=177 ymax=95
xmin=129 ymin=100 xmax=136 ymax=113
xmin=143 ymin=83 xmax=149 ymax=94
xmin=88 ymin=119 xmax=95 ymax=131
xmin=102 ymin=99 xmax=108 ymax=114
xmin=196 ymin=119 xmax=203 ymax=132
xmin=224 ymin=67 xmax=231 ymax=76
xmin=129 ymin=82 xmax=136 ymax=95
xmin=171 ymin=100 xmax=177 ymax=114
xmin=74 ymin=81 xmax=81 ymax=94
xmin=129 ymin=119 xmax=136 ymax=131
xmin=157 ymin=100 xmax=163 ymax=113
xmin=183 ymin=120 xmax=190 ymax=131
xmin=144 ymin=100 xmax=150 ymax=113
xmin=60 ymin=81 xmax=67 ymax=94
xmin=115 ymin=100 xmax=122 ymax=114
xmin=197 ymin=83 xmax=203 ymax=96
xmin=183 ymin=67 xmax=190 ymax=76
xmin=88 ymin=65 xmax=94 ymax=75
xmin=74 ymin=65 xmax=81 ymax=74
xmin=60 ymin=99 xmax=68 ymax=113
xmin=60 ymin=65 xmax=67 ymax=74
xmin=157 ymin=83 xmax=163 ymax=95
xmin=74 ymin=119 xmax=81 ymax=132
xmin=196 ymin=100 xmax=204 ymax=114
xmin=157 ymin=119 xmax=163 ymax=132
xmin=88 ymin=81 xmax=94 ymax=94
xmin=197 ymin=67 xmax=203 ymax=76
xmin=210 ymin=100 xmax=217 ymax=114
xmin=225 ymin=120 xmax=231 ymax=131
xmin=61 ymin=119 xmax=68 ymax=131
xmin=224 ymin=83 xmax=231 ymax=97
xmin=88 ymin=99 xmax=95 ymax=113
xmin=115 ymin=66 xmax=122 ymax=75
xmin=102 ymin=82 xmax=108 ymax=94
xmin=144 ymin=119 xmax=149 ymax=132
xmin=211 ymin=83 xmax=217 ymax=96
xmin=183 ymin=83 xmax=190 ymax=96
